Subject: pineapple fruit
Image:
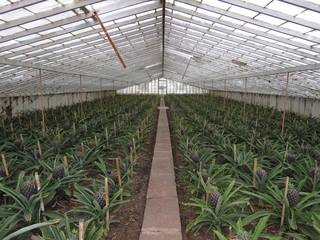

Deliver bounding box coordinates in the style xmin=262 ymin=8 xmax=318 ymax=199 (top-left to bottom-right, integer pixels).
xmin=110 ymin=172 xmax=118 ymax=184
xmin=209 ymin=187 xmax=221 ymax=208
xmin=310 ymin=167 xmax=320 ymax=180
xmin=201 ymin=171 xmax=209 ymax=183
xmin=286 ymin=154 xmax=296 ymax=163
xmin=21 ymin=180 xmax=37 ymax=199
xmin=13 ymin=139 xmax=22 ymax=148
xmin=187 ymin=142 xmax=194 ymax=149
xmin=95 ymin=188 xmax=106 ymax=208
xmin=191 ymin=152 xmax=200 ymax=162
xmin=287 ymin=187 xmax=299 ymax=207
xmin=256 ymin=168 xmax=267 ymax=180
xmin=52 ymin=166 xmax=64 ymax=180
xmin=87 ymin=141 xmax=96 ymax=149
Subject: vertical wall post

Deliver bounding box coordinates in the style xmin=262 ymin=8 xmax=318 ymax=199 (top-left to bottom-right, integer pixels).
xmin=281 ymin=72 xmax=290 ymax=136
xmin=39 ymin=69 xmax=45 ymax=136
xmin=224 ymin=79 xmax=227 ymax=107
xmin=243 ymin=77 xmax=248 ymax=119
xmin=99 ymin=78 xmax=102 ymax=101
xmin=80 ymin=75 xmax=83 ymax=117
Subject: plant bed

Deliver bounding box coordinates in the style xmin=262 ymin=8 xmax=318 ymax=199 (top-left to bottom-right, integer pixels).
xmin=166 ymin=94 xmax=320 ymax=240
xmin=0 ymin=95 xmax=160 ymax=239
xmin=106 ymin=108 xmax=158 ymax=240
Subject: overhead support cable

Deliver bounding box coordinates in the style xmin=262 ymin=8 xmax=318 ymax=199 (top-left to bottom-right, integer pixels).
xmin=93 ymin=10 xmax=126 ymax=69
xmin=145 ymin=68 xmax=153 ymax=81
xmin=182 ymin=57 xmax=192 ymax=79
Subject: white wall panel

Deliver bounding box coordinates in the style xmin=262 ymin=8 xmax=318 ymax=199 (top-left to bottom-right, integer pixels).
xmin=0 ymin=90 xmax=115 ymax=118
xmin=211 ymin=90 xmax=320 ymax=118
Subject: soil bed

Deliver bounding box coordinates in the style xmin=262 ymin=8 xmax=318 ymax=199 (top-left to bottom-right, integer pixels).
xmin=105 ymin=109 xmax=158 ymax=240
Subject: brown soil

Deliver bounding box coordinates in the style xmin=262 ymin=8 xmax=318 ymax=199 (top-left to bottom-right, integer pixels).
xmin=105 ymin=109 xmax=158 ymax=240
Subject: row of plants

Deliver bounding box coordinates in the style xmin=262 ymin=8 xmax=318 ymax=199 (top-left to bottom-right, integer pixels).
xmin=166 ymin=94 xmax=320 ymax=240
xmin=0 ymin=94 xmax=159 ymax=239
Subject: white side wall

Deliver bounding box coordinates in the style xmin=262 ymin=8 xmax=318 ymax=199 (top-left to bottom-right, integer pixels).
xmin=210 ymin=90 xmax=320 ymax=118
xmin=0 ymin=91 xmax=116 ymax=118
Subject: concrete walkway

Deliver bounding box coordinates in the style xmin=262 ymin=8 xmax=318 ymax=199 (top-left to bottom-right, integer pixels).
xmin=139 ymin=97 xmax=182 ymax=240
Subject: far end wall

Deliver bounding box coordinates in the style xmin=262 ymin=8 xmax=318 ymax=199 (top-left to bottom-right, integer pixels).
xmin=210 ymin=90 xmax=320 ymax=118
xmin=0 ymin=90 xmax=116 ymax=118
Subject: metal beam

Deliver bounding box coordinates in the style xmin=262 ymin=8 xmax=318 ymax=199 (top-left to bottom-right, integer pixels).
xmin=166 ymin=24 xmax=314 ymax=67
xmin=0 ymin=58 xmax=111 ymax=79
xmin=212 ymin=64 xmax=320 ymax=81
xmin=279 ymin=0 xmax=320 ymax=12
xmin=219 ymin=0 xmax=320 ymax=30
xmin=0 ymin=0 xmax=46 ymax=14
xmin=3 ymin=13 xmax=162 ymax=58
xmin=0 ymin=0 xmax=161 ymax=44
xmin=180 ymin=0 xmax=319 ymax=44
xmin=165 ymin=11 xmax=320 ymax=61
xmin=167 ymin=3 xmax=318 ymax=51
xmin=0 ymin=0 xmax=104 ymax=31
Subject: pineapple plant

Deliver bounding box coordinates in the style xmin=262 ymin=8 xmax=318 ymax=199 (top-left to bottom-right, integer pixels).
xmin=52 ymin=166 xmax=64 ymax=180
xmin=286 ymin=154 xmax=296 ymax=164
xmin=33 ymin=149 xmax=40 ymax=159
xmin=208 ymin=187 xmax=221 ymax=208
xmin=87 ymin=141 xmax=96 ymax=149
xmin=0 ymin=166 xmax=6 ymax=178
xmin=191 ymin=152 xmax=200 ymax=162
xmin=110 ymin=172 xmax=118 ymax=184
xmin=127 ymin=140 xmax=133 ymax=150
xmin=21 ymin=180 xmax=37 ymax=199
xmin=95 ymin=188 xmax=106 ymax=208
xmin=287 ymin=186 xmax=299 ymax=207
xmin=53 ymin=140 xmax=60 ymax=150
xmin=75 ymin=153 xmax=84 ymax=159
xmin=201 ymin=171 xmax=209 ymax=183
xmin=256 ymin=168 xmax=267 ymax=181
xmin=187 ymin=142 xmax=194 ymax=149
xmin=13 ymin=139 xmax=22 ymax=148
xmin=310 ymin=167 xmax=320 ymax=180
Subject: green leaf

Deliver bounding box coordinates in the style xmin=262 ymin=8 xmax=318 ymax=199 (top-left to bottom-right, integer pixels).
xmin=213 ymin=230 xmax=228 ymax=240
xmin=252 ymin=215 xmax=270 ymax=240
xmin=3 ymin=220 xmax=59 ymax=240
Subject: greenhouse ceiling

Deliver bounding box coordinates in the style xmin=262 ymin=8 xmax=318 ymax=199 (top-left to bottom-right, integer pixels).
xmin=0 ymin=0 xmax=320 ymax=98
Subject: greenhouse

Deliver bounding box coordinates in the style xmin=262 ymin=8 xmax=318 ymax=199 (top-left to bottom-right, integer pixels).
xmin=0 ymin=0 xmax=320 ymax=239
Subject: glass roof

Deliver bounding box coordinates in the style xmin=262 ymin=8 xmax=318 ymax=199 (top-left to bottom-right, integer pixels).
xmin=0 ymin=0 xmax=319 ymax=98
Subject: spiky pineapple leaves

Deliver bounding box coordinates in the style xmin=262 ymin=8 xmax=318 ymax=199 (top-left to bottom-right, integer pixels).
xmin=71 ymin=184 xmax=128 ymax=224
xmin=185 ymin=181 xmax=250 ymax=233
xmin=40 ymin=214 xmax=104 ymax=240
xmin=2 ymin=220 xmax=59 ymax=240
xmin=214 ymin=215 xmax=282 ymax=240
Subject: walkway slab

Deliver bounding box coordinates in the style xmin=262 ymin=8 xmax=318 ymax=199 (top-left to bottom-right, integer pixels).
xmin=150 ymin=158 xmax=175 ymax=175
xmin=140 ymin=231 xmax=182 ymax=240
xmin=139 ymin=97 xmax=182 ymax=240
xmin=141 ymin=197 xmax=181 ymax=230
xmin=147 ymin=173 xmax=177 ymax=198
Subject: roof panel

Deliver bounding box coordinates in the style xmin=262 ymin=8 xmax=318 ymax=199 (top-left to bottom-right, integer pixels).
xmin=0 ymin=0 xmax=319 ymax=97
xmin=267 ymin=1 xmax=305 ymax=16
xmin=0 ymin=8 xmax=33 ymax=21
xmin=25 ymin=0 xmax=61 ymax=13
